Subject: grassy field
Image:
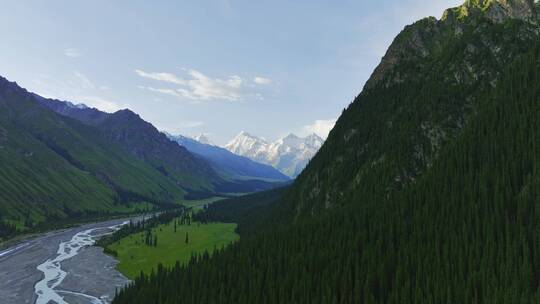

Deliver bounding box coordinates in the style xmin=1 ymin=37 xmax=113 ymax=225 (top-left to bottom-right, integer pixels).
xmin=108 ymin=219 xmax=238 ymax=278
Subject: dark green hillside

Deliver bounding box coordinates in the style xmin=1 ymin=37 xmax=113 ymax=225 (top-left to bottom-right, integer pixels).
xmin=84 ymin=109 xmax=219 ymax=191
xmin=0 ymin=78 xmax=185 ymax=231
xmin=113 ymin=1 xmax=540 ymax=303
xmin=40 ymin=98 xmax=220 ymax=192
xmin=194 ymin=187 xmax=286 ymax=235
xmin=41 ymin=98 xmax=288 ymax=194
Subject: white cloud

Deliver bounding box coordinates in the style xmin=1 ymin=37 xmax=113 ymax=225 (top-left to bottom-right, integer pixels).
xmin=135 ymin=69 xmax=186 ymax=85
xmin=300 ymin=119 xmax=337 ymax=139
xmin=64 ymin=48 xmax=82 ymax=58
xmin=254 ymin=76 xmax=272 ymax=85
xmin=139 ymin=86 xmax=183 ymax=98
xmin=136 ymin=68 xmax=257 ymax=102
xmin=187 ymin=69 xmax=242 ymax=101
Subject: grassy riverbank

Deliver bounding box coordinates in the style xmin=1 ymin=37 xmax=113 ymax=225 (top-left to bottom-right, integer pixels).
xmin=0 ymin=197 xmax=216 ymax=247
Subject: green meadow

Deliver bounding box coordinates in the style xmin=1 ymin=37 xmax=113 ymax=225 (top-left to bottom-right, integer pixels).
xmin=107 ymin=219 xmax=238 ymax=279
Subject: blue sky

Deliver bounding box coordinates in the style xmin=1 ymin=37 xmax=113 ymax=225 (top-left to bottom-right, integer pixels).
xmin=0 ymin=0 xmax=462 ymax=145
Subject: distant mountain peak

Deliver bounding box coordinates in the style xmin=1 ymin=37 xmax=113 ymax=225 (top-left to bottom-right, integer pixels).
xmin=284 ymin=133 xmax=300 ymax=140
xmin=225 ymin=131 xmax=325 ymax=177
xmin=228 ymin=132 xmax=269 ymax=146
xmin=167 ymin=132 xmax=289 ymax=181
xmin=225 ymin=132 xmax=269 ymax=161
xmin=236 ymin=131 xmax=265 ymax=141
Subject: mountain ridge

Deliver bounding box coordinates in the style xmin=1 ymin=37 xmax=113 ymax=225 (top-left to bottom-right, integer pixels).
xmin=39 ymin=97 xmax=220 ymax=192
xmin=0 ymin=76 xmax=189 ymax=229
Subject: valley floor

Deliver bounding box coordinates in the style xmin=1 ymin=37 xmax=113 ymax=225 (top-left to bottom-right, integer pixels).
xmin=0 ymin=218 xmax=133 ymax=304
xmin=107 ymin=219 xmax=238 ymax=279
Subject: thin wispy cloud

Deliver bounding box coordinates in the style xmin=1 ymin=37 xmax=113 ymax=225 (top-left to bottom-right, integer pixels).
xmin=136 ymin=68 xmax=267 ymax=102
xmin=135 ymin=70 xmax=186 ymax=85
xmin=64 ymin=48 xmax=82 ymax=58
xmin=139 ymin=86 xmax=185 ymax=99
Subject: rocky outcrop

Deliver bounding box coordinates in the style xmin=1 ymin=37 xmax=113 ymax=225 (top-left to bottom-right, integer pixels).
xmin=458 ymin=0 xmax=537 ymax=22
xmin=365 ymin=0 xmax=539 ymax=91
xmin=364 ymin=18 xmax=441 ymax=90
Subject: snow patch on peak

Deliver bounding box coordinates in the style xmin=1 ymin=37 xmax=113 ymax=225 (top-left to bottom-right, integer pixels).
xmin=225 ymin=132 xmax=269 ymax=163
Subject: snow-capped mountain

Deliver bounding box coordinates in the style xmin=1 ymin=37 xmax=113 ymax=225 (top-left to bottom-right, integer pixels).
xmin=224 ymin=131 xmax=270 ymax=164
xmin=167 ymin=133 xmax=289 ymax=182
xmin=225 ymin=132 xmax=324 ymax=177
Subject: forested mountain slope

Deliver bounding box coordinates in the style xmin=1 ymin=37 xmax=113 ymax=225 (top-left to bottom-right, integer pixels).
xmin=0 ymin=77 xmax=187 ymax=232
xmin=40 ymin=98 xmax=220 ymax=192
xmin=114 ymin=1 xmax=540 ymax=303
xmin=290 ymin=0 xmax=540 ymax=215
